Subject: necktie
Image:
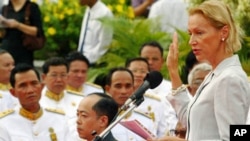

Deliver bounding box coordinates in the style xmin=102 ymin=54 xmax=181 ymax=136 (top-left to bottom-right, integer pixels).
xmin=80 ymin=11 xmax=90 ymax=53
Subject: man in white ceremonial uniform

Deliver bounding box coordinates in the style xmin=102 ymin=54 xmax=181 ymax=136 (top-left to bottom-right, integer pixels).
xmin=105 ymin=67 xmax=157 ymax=141
xmin=139 ymin=41 xmax=172 ymax=96
xmin=139 ymin=41 xmax=178 ymax=131
xmin=78 ymin=0 xmax=113 ymax=64
xmin=0 ymin=49 xmax=18 ymax=112
xmin=65 ymin=51 xmax=103 ymax=96
xmin=0 ymin=64 xmax=72 ymax=141
xmin=40 ymin=57 xmax=83 ymax=141
xmin=126 ymin=57 xmax=178 ymax=137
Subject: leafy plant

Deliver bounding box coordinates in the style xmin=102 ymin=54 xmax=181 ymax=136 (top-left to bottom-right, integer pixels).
xmin=33 ymin=0 xmax=250 ymax=82
xmin=33 ymin=0 xmax=85 ymax=59
xmin=102 ymin=0 xmax=134 ymax=19
xmin=88 ymin=17 xmax=191 ymax=81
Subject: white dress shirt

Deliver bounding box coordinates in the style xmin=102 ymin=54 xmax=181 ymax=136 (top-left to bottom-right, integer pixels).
xmin=148 ymin=0 xmax=188 ymax=34
xmin=78 ymin=1 xmax=113 ymax=64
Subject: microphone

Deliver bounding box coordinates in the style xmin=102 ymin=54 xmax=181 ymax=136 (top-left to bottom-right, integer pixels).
xmin=121 ymin=71 xmax=163 ymax=110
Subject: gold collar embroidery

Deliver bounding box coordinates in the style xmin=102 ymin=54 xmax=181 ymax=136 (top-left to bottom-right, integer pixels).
xmin=19 ymin=107 xmax=43 ymax=120
xmin=46 ymin=90 xmax=64 ymax=101
xmin=118 ymin=109 xmax=132 ymax=119
xmin=0 ymin=83 xmax=11 ymax=90
xmin=66 ymin=85 xmax=83 ymax=93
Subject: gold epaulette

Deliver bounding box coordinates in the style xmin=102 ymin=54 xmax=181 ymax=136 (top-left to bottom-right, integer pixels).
xmin=0 ymin=109 xmax=14 ymax=119
xmin=66 ymin=90 xmax=84 ymax=96
xmin=45 ymin=108 xmax=65 ymax=115
xmin=85 ymin=82 xmax=102 ymax=89
xmin=134 ymin=109 xmax=152 ymax=120
xmin=144 ymin=93 xmax=161 ymax=101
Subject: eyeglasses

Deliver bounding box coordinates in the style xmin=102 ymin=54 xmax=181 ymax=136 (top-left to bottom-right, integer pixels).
xmin=47 ymin=73 xmax=67 ymax=79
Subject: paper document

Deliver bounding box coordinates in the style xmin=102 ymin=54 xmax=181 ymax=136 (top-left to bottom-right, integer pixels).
xmin=120 ymin=119 xmax=156 ymax=140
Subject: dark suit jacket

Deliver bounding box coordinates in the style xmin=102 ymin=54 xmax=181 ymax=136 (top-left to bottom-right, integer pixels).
xmin=93 ymin=132 xmax=117 ymax=141
xmin=103 ymin=132 xmax=117 ymax=141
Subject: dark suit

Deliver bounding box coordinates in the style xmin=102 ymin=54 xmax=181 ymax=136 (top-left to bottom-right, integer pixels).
xmin=94 ymin=132 xmax=117 ymax=141
xmin=103 ymin=132 xmax=117 ymax=141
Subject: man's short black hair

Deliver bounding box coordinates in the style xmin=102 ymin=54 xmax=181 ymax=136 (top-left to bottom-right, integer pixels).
xmin=88 ymin=92 xmax=118 ymax=125
xmin=139 ymin=41 xmax=164 ymax=57
xmin=10 ymin=63 xmax=40 ymax=87
xmin=42 ymin=57 xmax=69 ymax=74
xmin=65 ymin=51 xmax=90 ymax=68
xmin=125 ymin=57 xmax=150 ymax=71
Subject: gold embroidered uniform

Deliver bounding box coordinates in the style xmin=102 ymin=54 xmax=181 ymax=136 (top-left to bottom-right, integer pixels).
xmin=148 ymin=79 xmax=178 ymax=132
xmin=135 ymin=90 xmax=178 ymax=137
xmin=0 ymin=107 xmax=72 ymax=141
xmin=40 ymin=86 xmax=84 ymax=141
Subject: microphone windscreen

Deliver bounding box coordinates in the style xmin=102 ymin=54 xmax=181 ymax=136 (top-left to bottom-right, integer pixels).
xmin=145 ymin=71 xmax=163 ymax=89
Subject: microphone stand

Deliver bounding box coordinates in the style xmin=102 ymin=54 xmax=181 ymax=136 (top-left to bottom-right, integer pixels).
xmin=93 ymin=97 xmax=144 ymax=141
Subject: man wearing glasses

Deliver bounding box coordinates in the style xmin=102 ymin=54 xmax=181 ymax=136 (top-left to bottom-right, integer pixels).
xmin=40 ymin=57 xmax=83 ymax=140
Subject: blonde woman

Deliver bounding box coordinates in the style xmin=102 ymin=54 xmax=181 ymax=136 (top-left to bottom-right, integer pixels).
xmin=149 ymin=0 xmax=250 ymax=140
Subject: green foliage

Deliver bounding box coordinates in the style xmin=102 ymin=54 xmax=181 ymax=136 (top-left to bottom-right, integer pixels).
xmin=34 ymin=0 xmax=85 ymax=59
xmin=35 ymin=0 xmax=250 ymax=83
xmin=88 ymin=17 xmax=193 ymax=81
xmin=102 ymin=0 xmax=134 ymax=18
xmin=88 ymin=17 xmax=174 ymax=80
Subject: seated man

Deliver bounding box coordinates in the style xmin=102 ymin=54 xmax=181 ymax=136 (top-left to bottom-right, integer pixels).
xmin=125 ymin=57 xmax=178 ymax=135
xmin=65 ymin=51 xmax=103 ymax=96
xmin=0 ymin=49 xmax=17 ymax=112
xmin=105 ymin=67 xmax=156 ymax=140
xmin=40 ymin=57 xmax=83 ymax=140
xmin=0 ymin=63 xmax=71 ymax=140
xmin=76 ymin=92 xmax=118 ymax=141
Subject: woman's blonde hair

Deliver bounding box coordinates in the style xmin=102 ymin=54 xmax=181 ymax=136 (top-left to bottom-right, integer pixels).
xmin=189 ymin=0 xmax=243 ymax=54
